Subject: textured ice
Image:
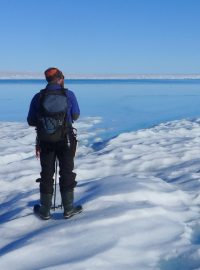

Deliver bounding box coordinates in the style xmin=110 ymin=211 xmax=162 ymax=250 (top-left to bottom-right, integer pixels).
xmin=1 ymin=117 xmax=200 ymax=269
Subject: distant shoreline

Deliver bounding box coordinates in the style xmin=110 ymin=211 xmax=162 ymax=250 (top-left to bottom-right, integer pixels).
xmin=0 ymin=72 xmax=200 ymax=80
xmin=1 ymin=75 xmax=200 ymax=80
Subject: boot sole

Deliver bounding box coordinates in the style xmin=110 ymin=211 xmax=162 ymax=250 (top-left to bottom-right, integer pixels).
xmin=63 ymin=206 xmax=83 ymax=219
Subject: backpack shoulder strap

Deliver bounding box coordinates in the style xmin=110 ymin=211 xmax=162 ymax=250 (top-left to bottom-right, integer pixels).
xmin=61 ymin=88 xmax=68 ymax=97
xmin=38 ymin=89 xmax=49 ymax=102
xmin=38 ymin=89 xmax=47 ymax=114
xmin=39 ymin=88 xmax=47 ymax=94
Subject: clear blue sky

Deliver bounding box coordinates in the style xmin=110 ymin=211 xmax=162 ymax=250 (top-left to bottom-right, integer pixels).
xmin=0 ymin=0 xmax=200 ymax=74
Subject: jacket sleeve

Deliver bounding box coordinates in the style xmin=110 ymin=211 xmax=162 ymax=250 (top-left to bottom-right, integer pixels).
xmin=27 ymin=94 xmax=39 ymax=126
xmin=69 ymin=91 xmax=80 ymax=121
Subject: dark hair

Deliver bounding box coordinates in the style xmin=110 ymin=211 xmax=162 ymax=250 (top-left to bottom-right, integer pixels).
xmin=44 ymin=68 xmax=64 ymax=82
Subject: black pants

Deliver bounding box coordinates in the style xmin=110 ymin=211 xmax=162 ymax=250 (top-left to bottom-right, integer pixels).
xmin=39 ymin=140 xmax=77 ymax=194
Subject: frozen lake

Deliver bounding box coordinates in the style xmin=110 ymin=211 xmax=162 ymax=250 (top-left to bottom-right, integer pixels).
xmin=1 ymin=79 xmax=200 ymax=139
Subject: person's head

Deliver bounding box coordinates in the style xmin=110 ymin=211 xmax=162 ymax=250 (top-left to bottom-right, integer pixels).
xmin=44 ymin=67 xmax=65 ymax=87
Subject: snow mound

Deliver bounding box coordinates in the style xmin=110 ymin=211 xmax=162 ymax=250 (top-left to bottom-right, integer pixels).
xmin=1 ymin=118 xmax=200 ymax=270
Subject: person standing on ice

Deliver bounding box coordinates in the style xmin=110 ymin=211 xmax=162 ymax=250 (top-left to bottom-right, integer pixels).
xmin=27 ymin=67 xmax=82 ymax=220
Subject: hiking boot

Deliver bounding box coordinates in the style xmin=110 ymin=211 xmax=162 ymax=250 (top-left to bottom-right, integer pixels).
xmin=61 ymin=191 xmax=82 ymax=219
xmin=34 ymin=193 xmax=52 ymax=220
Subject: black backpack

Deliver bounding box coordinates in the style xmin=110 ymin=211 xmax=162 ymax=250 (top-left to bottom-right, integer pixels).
xmin=36 ymin=88 xmax=68 ymax=143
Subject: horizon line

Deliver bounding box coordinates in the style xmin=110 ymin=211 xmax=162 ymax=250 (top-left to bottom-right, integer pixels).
xmin=0 ymin=72 xmax=200 ymax=80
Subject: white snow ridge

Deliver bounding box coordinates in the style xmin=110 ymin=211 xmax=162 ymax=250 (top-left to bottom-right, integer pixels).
xmin=1 ymin=117 xmax=200 ymax=270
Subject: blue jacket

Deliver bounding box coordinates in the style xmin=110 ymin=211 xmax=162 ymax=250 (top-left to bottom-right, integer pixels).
xmin=27 ymin=83 xmax=80 ymax=126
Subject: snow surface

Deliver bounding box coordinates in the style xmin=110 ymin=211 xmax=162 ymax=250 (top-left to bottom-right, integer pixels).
xmin=1 ymin=117 xmax=200 ymax=269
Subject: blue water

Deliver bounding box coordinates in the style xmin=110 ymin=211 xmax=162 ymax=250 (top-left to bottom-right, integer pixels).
xmin=1 ymin=79 xmax=200 ymax=138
